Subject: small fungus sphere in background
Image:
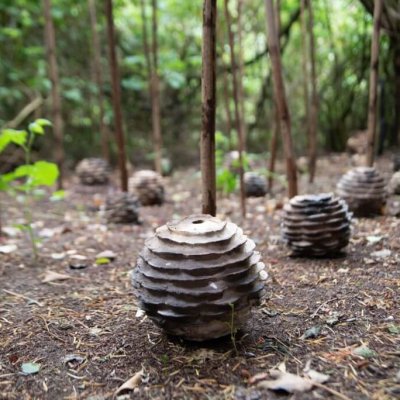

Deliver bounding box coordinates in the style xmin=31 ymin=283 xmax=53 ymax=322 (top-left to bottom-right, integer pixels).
xmin=282 ymin=193 xmax=351 ymax=257
xmin=393 ymin=154 xmax=400 ymax=172
xmin=132 ymin=214 xmax=267 ymax=341
xmin=105 ymin=192 xmax=140 ymax=224
xmin=244 ymin=172 xmax=267 ymax=197
xmin=75 ymin=158 xmax=110 ymax=185
xmin=129 ymin=170 xmax=164 ymax=206
xmin=389 ymin=171 xmax=400 ymax=195
xmin=336 ymin=167 xmax=387 ymax=217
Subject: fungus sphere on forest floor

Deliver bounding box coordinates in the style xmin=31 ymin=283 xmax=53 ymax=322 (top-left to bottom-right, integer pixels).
xmin=132 ymin=214 xmax=267 ymax=341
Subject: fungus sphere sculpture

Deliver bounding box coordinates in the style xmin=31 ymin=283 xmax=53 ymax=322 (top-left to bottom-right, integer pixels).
xmin=76 ymin=158 xmax=110 ymax=185
xmin=393 ymin=154 xmax=400 ymax=172
xmin=132 ymin=214 xmax=267 ymax=341
xmin=282 ymin=193 xmax=351 ymax=256
xmin=389 ymin=171 xmax=400 ymax=195
xmin=105 ymin=192 xmax=140 ymax=224
xmin=336 ymin=167 xmax=387 ymax=216
xmin=244 ymin=172 xmax=267 ymax=197
xmin=129 ymin=170 xmax=164 ymax=206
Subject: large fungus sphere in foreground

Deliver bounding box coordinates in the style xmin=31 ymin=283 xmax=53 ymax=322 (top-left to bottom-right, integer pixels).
xmin=336 ymin=167 xmax=387 ymax=217
xmin=75 ymin=158 xmax=110 ymax=185
xmin=282 ymin=193 xmax=351 ymax=257
xmin=132 ymin=214 xmax=267 ymax=341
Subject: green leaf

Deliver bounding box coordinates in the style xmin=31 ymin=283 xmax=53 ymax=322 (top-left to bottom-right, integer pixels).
xmin=12 ymin=165 xmax=32 ymax=179
xmin=388 ymin=324 xmax=400 ymax=335
xmin=301 ymin=325 xmax=321 ymax=340
xmin=50 ymin=190 xmax=65 ymax=201
xmin=352 ymin=346 xmax=377 ymax=359
xmin=21 ymin=362 xmax=41 ymax=375
xmin=35 ymin=118 xmax=52 ymax=127
xmin=28 ymin=122 xmax=45 ymax=135
xmin=96 ymin=257 xmax=111 ymax=265
xmin=29 ymin=161 xmax=59 ymax=186
xmin=0 ymin=129 xmax=27 ymax=152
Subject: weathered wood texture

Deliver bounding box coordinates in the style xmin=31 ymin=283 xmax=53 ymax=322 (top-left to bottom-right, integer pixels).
xmin=264 ymin=0 xmax=298 ymax=198
xmin=366 ymin=0 xmax=383 ymax=166
xmin=105 ymin=0 xmax=128 ymax=192
xmin=201 ymin=0 xmax=217 ymax=216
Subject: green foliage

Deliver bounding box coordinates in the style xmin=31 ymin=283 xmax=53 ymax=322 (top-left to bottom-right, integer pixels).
xmin=0 ymin=0 xmax=397 ymax=162
xmin=215 ymin=131 xmax=252 ymax=195
xmin=0 ymin=118 xmax=61 ymax=260
xmin=0 ymin=129 xmax=27 ymax=152
xmin=215 ymin=131 xmax=237 ymax=195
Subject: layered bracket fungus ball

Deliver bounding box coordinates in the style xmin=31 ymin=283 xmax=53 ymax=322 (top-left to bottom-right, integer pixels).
xmin=75 ymin=158 xmax=110 ymax=185
xmin=282 ymin=193 xmax=351 ymax=257
xmin=105 ymin=192 xmax=140 ymax=224
xmin=393 ymin=154 xmax=400 ymax=172
xmin=336 ymin=167 xmax=387 ymax=216
xmin=129 ymin=170 xmax=165 ymax=206
xmin=132 ymin=214 xmax=267 ymax=341
xmin=244 ymin=172 xmax=267 ymax=197
xmin=389 ymin=171 xmax=400 ymax=195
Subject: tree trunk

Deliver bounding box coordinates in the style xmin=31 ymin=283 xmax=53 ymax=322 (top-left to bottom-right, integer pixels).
xmin=300 ymin=0 xmax=310 ymax=163
xmin=105 ymin=0 xmax=128 ymax=191
xmin=237 ymin=0 xmax=247 ymax=149
xmin=151 ymin=0 xmax=163 ymax=175
xmin=267 ymin=115 xmax=279 ymax=191
xmin=222 ymin=66 xmax=233 ymax=144
xmin=392 ymin=40 xmax=400 ymax=147
xmin=224 ymin=0 xmax=246 ymax=218
xmin=366 ymin=0 xmax=383 ymax=167
xmin=264 ymin=0 xmax=298 ymax=198
xmin=307 ymin=0 xmax=318 ymax=182
xmin=267 ymin=0 xmax=281 ymax=192
xmin=43 ymin=0 xmax=64 ymax=189
xmin=140 ymin=0 xmax=162 ymax=174
xmin=201 ymin=0 xmax=217 ymax=216
xmin=88 ymin=0 xmax=109 ymax=162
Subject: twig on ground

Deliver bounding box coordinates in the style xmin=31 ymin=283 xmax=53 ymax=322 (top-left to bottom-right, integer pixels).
xmin=2 ymin=289 xmax=44 ymax=307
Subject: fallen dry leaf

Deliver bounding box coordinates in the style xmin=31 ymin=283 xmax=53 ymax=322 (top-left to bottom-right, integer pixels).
xmin=248 ymin=372 xmax=269 ymax=384
xmin=115 ymin=369 xmax=144 ymax=395
xmin=304 ymin=369 xmax=329 ymax=383
xmin=0 ymin=244 xmax=17 ymax=254
xmin=303 ymin=360 xmax=329 ymax=384
xmin=42 ymin=271 xmax=71 ymax=283
xmin=257 ymin=370 xmax=313 ymax=393
xmin=96 ymin=250 xmax=116 ymax=260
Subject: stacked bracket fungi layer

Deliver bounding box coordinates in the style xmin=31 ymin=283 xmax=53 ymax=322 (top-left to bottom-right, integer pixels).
xmin=389 ymin=172 xmax=400 ymax=195
xmin=393 ymin=155 xmax=400 ymax=172
xmin=282 ymin=193 xmax=351 ymax=256
xmin=76 ymin=158 xmax=110 ymax=185
xmin=336 ymin=167 xmax=387 ymax=216
xmin=129 ymin=170 xmax=164 ymax=206
xmin=244 ymin=172 xmax=267 ymax=197
xmin=132 ymin=214 xmax=266 ymax=341
xmin=105 ymin=192 xmax=140 ymax=224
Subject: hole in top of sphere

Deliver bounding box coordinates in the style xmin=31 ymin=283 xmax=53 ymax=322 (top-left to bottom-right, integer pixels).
xmin=192 ymin=220 xmax=204 ymax=224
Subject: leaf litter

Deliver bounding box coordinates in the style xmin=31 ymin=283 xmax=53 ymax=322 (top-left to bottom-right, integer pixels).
xmin=1 ymin=157 xmax=399 ymax=399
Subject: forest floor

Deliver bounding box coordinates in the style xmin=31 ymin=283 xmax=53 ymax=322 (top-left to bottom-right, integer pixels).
xmin=0 ymin=154 xmax=399 ymax=400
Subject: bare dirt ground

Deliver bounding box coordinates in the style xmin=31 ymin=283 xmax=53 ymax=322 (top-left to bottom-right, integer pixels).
xmin=0 ymin=155 xmax=399 ymax=400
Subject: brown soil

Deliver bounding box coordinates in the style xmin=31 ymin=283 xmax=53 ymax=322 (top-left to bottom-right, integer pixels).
xmin=0 ymin=155 xmax=399 ymax=400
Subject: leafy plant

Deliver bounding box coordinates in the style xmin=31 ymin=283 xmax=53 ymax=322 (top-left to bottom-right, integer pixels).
xmin=229 ymin=303 xmax=238 ymax=355
xmin=215 ymin=131 xmax=250 ymax=195
xmin=0 ymin=119 xmax=61 ymax=260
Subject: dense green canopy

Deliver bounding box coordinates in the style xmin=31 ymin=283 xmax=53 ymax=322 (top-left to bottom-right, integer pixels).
xmin=0 ymin=0 xmax=398 ymax=167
